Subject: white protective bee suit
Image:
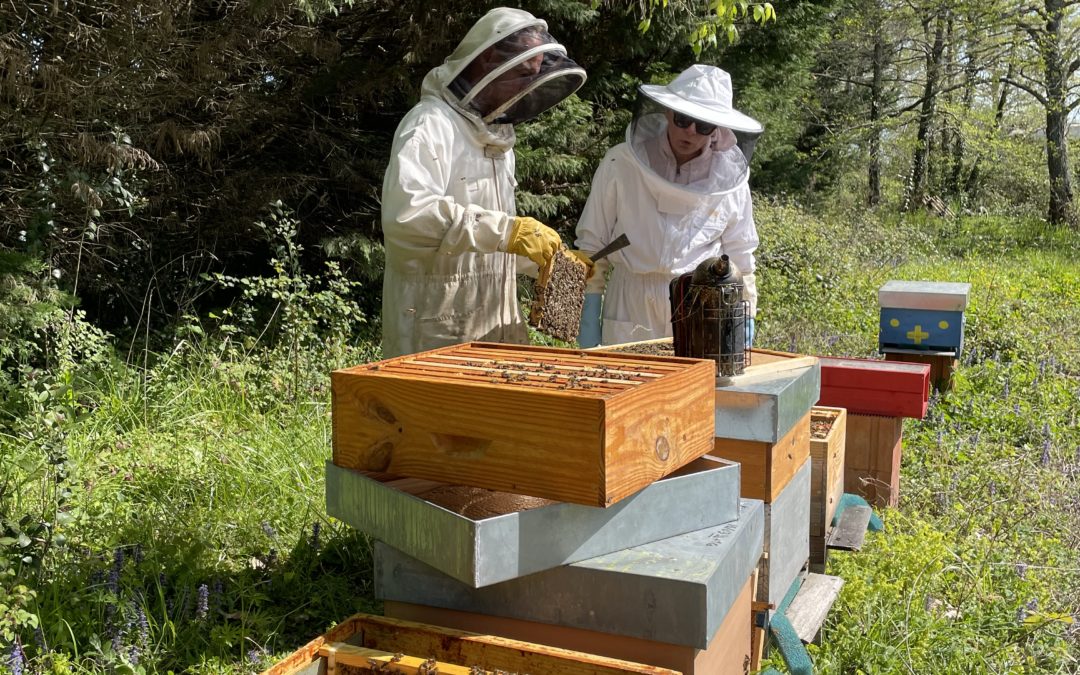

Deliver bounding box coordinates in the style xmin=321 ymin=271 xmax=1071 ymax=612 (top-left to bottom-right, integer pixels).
xmin=575 ymin=65 xmax=762 ymax=347
xmin=380 ymin=8 xmax=585 ymax=358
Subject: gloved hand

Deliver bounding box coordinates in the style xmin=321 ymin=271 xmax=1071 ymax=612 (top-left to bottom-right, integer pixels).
xmin=578 ymin=293 xmax=603 ymax=348
xmin=746 ymin=316 xmax=755 ymax=349
xmin=505 ymin=216 xmax=562 ymax=268
xmin=567 ymin=250 xmax=595 ymax=279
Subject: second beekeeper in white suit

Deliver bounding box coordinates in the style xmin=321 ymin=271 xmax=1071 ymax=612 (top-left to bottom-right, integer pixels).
xmin=575 ymin=65 xmax=762 ymax=347
xmin=380 ymin=7 xmax=589 ymax=358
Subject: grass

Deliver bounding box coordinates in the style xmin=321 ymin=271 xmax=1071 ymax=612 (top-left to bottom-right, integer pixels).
xmin=1 ymin=204 xmax=1078 ymax=673
xmin=755 ymin=205 xmax=1080 ymax=674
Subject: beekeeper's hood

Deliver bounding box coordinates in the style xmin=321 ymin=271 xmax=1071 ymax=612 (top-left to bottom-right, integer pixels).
xmin=629 ymin=64 xmax=763 ymax=194
xmin=424 ymin=8 xmax=586 ymax=129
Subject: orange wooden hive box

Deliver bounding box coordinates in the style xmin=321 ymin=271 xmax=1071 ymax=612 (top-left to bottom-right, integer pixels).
xmin=262 ymin=612 xmax=679 ymax=675
xmin=331 ymin=342 xmax=716 ymax=507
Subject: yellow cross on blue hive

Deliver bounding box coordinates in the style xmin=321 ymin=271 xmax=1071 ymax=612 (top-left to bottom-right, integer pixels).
xmin=907 ymin=325 xmax=929 ymax=344
xmin=880 ymin=310 xmax=962 ymax=351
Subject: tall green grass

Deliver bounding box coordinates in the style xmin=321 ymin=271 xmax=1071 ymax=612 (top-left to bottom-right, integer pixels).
xmin=756 ymin=205 xmax=1079 ymax=674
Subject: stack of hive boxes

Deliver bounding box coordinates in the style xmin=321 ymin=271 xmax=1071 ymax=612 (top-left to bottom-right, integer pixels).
xmin=707 ymin=355 xmax=820 ymax=614
xmin=817 ymin=356 xmax=931 ymax=508
xmin=328 ymin=342 xmax=767 ymax=674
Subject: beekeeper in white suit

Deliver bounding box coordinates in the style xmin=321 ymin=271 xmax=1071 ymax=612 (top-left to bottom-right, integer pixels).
xmin=381 ymin=7 xmax=589 ymax=358
xmin=575 ymin=65 xmax=762 ymax=347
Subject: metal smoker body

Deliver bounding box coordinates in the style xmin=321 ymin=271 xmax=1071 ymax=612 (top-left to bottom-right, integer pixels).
xmin=670 ymin=254 xmax=749 ymax=377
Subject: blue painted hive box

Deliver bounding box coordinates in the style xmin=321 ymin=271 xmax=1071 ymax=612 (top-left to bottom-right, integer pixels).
xmin=878 ymin=280 xmax=970 ymax=354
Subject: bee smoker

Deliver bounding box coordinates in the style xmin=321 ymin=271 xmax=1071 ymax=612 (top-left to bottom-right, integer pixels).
xmin=669 ymin=254 xmax=750 ymax=377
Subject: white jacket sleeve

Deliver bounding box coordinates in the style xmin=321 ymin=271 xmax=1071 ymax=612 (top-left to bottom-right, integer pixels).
xmin=721 ymin=185 xmax=759 ymax=317
xmin=575 ymin=151 xmax=621 ymax=293
xmin=382 ymin=113 xmax=513 ymax=258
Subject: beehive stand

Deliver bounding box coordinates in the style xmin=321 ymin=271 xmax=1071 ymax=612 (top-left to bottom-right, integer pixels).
xmin=332 ymin=342 xmax=716 ymax=507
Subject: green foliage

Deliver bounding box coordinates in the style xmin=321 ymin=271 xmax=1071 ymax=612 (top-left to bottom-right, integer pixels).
xmin=639 ymin=0 xmax=777 ymax=54
xmin=757 ymin=207 xmax=1080 ymax=673
xmin=515 ymin=96 xmax=626 ymax=231
xmin=203 ymin=203 xmax=371 ymax=402
xmin=0 ymin=253 xmax=113 ymax=668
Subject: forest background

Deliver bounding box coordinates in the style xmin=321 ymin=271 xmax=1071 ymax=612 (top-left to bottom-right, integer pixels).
xmin=1 ymin=1 xmax=1078 ymax=673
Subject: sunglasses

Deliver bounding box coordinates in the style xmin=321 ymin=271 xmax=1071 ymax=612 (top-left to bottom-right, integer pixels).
xmin=671 ymin=112 xmax=718 ymax=136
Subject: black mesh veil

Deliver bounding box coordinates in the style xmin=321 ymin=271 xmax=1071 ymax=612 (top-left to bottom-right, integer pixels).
xmin=449 ymin=27 xmax=586 ymax=124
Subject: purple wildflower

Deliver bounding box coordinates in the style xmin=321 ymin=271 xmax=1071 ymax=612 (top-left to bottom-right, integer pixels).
xmin=1015 ymin=562 xmax=1027 ymax=579
xmin=111 ymin=619 xmax=125 ymax=656
xmin=107 ymin=547 xmax=124 ymax=595
xmin=137 ymin=606 xmax=149 ymax=646
xmin=1016 ymin=598 xmax=1037 ymax=624
xmin=310 ymin=522 xmax=321 ymax=552
xmin=1041 ymin=437 xmax=1052 ymax=466
xmin=988 ymin=481 xmax=996 ymax=497
xmin=261 ymin=521 xmax=277 ymax=539
xmin=6 ymin=643 xmax=26 ymax=675
xmin=196 ymin=583 xmax=209 ymax=620
xmin=1014 ymin=403 xmax=1021 ymax=415
xmin=247 ymin=646 xmax=270 ymax=667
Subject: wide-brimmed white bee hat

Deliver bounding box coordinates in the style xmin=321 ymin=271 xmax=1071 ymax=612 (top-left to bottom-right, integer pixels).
xmin=640 ymin=64 xmax=762 ymax=133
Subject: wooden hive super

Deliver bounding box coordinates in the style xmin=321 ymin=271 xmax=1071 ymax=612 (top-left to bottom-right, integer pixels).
xmin=331 ymin=342 xmax=716 ymax=507
xmin=262 ymin=613 xmax=678 ymax=675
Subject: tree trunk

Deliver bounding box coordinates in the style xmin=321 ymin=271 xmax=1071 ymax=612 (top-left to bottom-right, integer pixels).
xmin=965 ymin=61 xmax=1012 ymax=198
xmin=950 ymin=51 xmax=978 ymax=196
xmin=903 ymin=10 xmax=947 ymax=211
xmin=1042 ymin=0 xmax=1076 ymax=226
xmin=868 ymin=9 xmax=885 ymax=206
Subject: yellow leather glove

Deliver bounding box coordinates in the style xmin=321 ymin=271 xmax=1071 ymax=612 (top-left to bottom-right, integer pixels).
xmin=506 ymin=216 xmax=562 ymax=268
xmin=567 ymin=250 xmax=596 ymax=280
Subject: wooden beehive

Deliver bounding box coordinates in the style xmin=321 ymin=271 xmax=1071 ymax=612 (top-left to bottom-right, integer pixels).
xmin=809 ymin=406 xmax=846 ymax=568
xmin=845 ymin=413 xmax=904 ymax=508
xmin=598 ymin=339 xmax=817 ymax=384
xmin=331 ymin=342 xmax=716 ymax=507
xmin=712 ymin=411 xmax=811 ymax=503
xmin=262 ymin=613 xmax=678 ymax=675
xmin=385 ymin=574 xmax=753 ymax=675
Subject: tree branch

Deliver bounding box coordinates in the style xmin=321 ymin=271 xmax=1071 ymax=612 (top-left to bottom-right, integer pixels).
xmin=1003 ymin=77 xmax=1048 ymax=105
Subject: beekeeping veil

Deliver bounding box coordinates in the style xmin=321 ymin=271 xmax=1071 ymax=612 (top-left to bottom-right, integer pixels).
xmin=442 ymin=8 xmax=586 ymax=125
xmin=628 ymin=64 xmax=763 ymax=195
